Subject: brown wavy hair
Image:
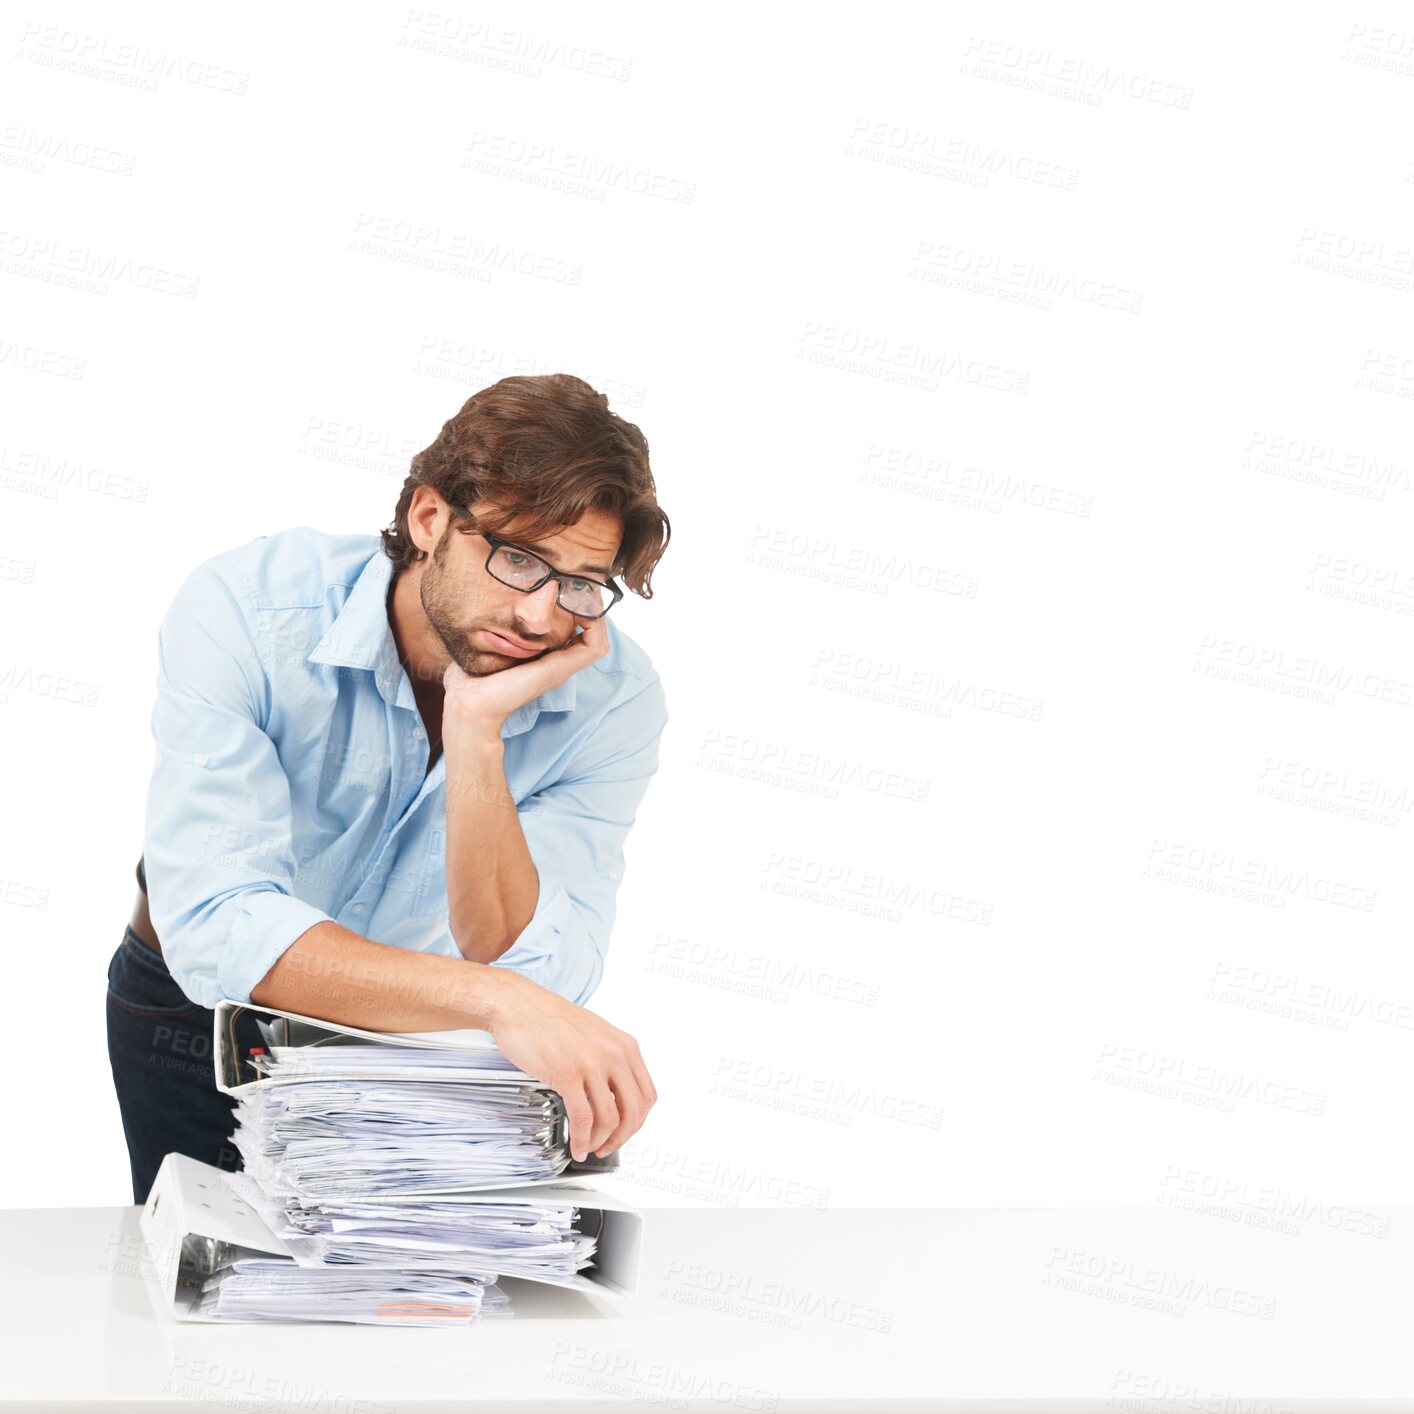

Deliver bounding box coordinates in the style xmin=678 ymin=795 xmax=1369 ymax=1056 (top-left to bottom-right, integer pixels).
xmin=380 ymin=373 xmax=670 ymax=599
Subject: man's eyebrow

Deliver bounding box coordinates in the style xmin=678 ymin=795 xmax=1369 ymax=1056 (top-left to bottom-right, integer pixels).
xmin=514 ymin=539 xmax=614 ymax=578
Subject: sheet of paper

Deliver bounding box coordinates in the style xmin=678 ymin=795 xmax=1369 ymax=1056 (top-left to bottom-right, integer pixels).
xmin=233 ymin=1077 xmax=569 ymax=1200
xmin=193 ymin=1254 xmax=509 ymax=1325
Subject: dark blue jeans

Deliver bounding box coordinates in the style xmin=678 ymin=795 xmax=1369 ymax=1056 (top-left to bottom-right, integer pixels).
xmin=105 ymin=925 xmax=263 ymax=1204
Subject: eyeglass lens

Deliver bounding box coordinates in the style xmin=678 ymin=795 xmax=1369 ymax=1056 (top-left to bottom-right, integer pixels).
xmin=490 ymin=545 xmax=608 ymax=616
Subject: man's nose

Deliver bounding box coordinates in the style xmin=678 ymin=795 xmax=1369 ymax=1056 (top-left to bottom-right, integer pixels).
xmin=514 ymin=578 xmax=564 ymax=631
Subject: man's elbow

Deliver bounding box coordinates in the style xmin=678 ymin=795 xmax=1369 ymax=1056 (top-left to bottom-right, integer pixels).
xmin=448 ymin=908 xmax=524 ymax=965
xmin=486 ymin=896 xmax=607 ymax=1008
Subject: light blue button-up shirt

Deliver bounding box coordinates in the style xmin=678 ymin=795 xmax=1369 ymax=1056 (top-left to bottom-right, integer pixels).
xmin=141 ymin=526 xmax=668 ymax=1011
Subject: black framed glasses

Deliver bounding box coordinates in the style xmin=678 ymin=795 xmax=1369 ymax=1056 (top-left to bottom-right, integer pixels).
xmin=448 ymin=503 xmax=624 ymax=619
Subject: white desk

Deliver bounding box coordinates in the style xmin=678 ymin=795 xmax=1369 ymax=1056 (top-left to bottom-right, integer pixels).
xmin=0 ymin=1201 xmax=1409 ymax=1412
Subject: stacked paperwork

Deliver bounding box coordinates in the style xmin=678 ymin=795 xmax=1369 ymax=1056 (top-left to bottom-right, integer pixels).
xmin=161 ymin=1016 xmax=621 ymax=1325
xmin=192 ymin=1256 xmax=512 ymax=1326
xmin=273 ymin=1194 xmax=599 ymax=1279
xmin=232 ymin=1076 xmax=570 ymax=1199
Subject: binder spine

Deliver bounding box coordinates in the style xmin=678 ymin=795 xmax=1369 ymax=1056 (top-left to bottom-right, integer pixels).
xmin=548 ymin=1091 xmax=621 ymax=1176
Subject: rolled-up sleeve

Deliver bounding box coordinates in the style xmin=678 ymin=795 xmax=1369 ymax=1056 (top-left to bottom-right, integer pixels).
xmin=488 ymin=672 xmax=668 ymax=1006
xmin=142 ymin=560 xmax=334 ymax=1008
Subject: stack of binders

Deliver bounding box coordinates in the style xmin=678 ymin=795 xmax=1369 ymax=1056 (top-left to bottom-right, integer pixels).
xmin=139 ymin=1000 xmax=642 ymax=1327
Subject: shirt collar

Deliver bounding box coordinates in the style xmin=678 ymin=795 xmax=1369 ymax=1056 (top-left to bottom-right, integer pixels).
xmin=306 ymin=546 xmax=579 ymax=739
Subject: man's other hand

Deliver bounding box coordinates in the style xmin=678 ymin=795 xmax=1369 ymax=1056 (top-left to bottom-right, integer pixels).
xmin=486 ymin=968 xmax=657 ymax=1161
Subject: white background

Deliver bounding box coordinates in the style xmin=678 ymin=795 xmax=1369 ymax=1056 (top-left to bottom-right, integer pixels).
xmin=2 ymin=3 xmax=1410 ymax=1219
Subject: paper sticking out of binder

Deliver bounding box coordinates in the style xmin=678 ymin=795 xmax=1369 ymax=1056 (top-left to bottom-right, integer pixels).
xmin=140 ymin=1153 xmax=643 ymax=1325
xmin=213 ymin=999 xmax=620 ymax=1197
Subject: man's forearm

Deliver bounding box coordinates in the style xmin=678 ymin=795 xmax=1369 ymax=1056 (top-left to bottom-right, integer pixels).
xmin=249 ymin=919 xmax=506 ymax=1031
xmin=444 ymin=729 xmax=539 ymax=964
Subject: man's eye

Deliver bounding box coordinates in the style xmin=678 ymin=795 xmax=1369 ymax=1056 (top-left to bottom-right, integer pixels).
xmin=568 ymin=577 xmax=592 ymax=592
xmin=504 ymin=551 xmax=531 ymax=567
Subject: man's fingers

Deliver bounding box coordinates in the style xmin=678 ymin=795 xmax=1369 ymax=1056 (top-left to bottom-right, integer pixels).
xmin=562 ymin=1083 xmax=595 ymax=1162
xmin=627 ymin=1044 xmax=657 ymax=1111
xmin=595 ymin=1066 xmax=649 ymax=1157
xmin=583 ymin=1075 xmax=620 ymax=1158
xmin=548 ymin=1023 xmax=652 ymax=1161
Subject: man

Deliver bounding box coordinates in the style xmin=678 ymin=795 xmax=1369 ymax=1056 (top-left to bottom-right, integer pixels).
xmin=105 ymin=373 xmax=671 ymax=1204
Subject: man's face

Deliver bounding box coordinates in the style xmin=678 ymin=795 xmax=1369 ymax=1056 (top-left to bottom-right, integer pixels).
xmin=419 ymin=498 xmax=622 ymax=678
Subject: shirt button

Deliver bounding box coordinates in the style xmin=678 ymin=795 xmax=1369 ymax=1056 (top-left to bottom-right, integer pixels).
xmin=413 ymin=728 xmax=425 ymax=741
xmin=194 ymin=753 xmax=208 ymax=766
xmin=350 ymin=903 xmax=366 ymax=914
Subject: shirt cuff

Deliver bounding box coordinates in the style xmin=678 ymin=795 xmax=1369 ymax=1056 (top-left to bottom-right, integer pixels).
xmin=488 ymin=881 xmax=599 ymax=1004
xmin=217 ymin=889 xmax=336 ymax=1006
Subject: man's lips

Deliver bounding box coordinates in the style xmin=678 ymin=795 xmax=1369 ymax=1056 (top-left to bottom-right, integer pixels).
xmin=481 ymin=629 xmax=542 ymax=658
